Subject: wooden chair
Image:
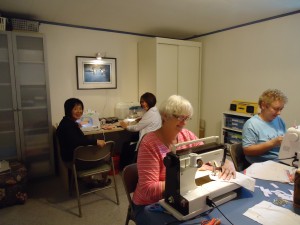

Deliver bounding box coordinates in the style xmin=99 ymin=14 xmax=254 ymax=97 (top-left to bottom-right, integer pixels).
xmin=72 ymin=141 xmax=119 ymax=217
xmin=229 ymin=143 xmax=250 ymax=172
xmin=121 ymin=163 xmax=138 ymax=225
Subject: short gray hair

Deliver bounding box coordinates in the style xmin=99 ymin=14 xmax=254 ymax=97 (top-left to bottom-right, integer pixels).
xmin=159 ymin=95 xmax=193 ymax=118
xmin=258 ymin=89 xmax=288 ymax=107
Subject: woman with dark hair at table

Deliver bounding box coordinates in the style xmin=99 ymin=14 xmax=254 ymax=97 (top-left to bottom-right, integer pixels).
xmin=120 ymin=92 xmax=161 ymax=144
xmin=119 ymin=92 xmax=161 ymax=169
xmin=56 ymin=97 xmax=110 ymax=187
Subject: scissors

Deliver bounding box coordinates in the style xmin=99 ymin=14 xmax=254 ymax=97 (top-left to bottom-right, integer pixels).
xmin=148 ymin=203 xmax=170 ymax=214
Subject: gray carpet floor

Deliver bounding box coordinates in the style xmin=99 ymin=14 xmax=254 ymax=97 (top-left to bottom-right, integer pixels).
xmin=0 ymin=174 xmax=135 ymax=225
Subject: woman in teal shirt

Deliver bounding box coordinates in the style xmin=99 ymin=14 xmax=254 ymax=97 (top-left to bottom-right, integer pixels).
xmin=242 ymin=89 xmax=288 ymax=163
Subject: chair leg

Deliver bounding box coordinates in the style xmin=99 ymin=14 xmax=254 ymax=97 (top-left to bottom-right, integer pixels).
xmin=125 ymin=206 xmax=131 ymax=225
xmin=68 ymin=169 xmax=73 ymax=196
xmin=111 ymin=167 xmax=119 ymax=205
xmin=125 ymin=210 xmax=130 ymax=225
xmin=73 ymin=168 xmax=82 ymax=217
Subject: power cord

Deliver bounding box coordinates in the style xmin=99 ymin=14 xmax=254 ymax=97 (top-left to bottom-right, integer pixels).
xmin=206 ymin=197 xmax=234 ymax=225
xmin=277 ymin=156 xmax=296 ymax=160
xmin=277 ymin=152 xmax=299 ymax=167
xmin=164 ymin=196 xmax=235 ymax=225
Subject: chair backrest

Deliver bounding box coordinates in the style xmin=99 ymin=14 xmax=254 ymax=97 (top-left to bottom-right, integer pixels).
xmin=229 ymin=143 xmax=250 ymax=172
xmin=122 ymin=163 xmax=138 ymax=209
xmin=71 ymin=141 xmax=119 ymax=217
xmin=73 ymin=141 xmax=115 ymax=162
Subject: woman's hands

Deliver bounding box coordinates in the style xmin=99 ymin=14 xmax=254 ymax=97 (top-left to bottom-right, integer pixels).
xmin=198 ymin=159 xmax=236 ymax=180
xmin=271 ymin=135 xmax=284 ymax=147
xmin=97 ymin=139 xmax=106 ymax=148
xmin=219 ymin=159 xmax=236 ymax=180
xmin=119 ymin=120 xmax=128 ymax=129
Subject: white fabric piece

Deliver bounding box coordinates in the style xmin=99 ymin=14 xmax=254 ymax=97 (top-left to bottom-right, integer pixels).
xmin=270 ymin=183 xmax=279 ymax=188
xmin=259 ymin=187 xmax=271 ymax=197
xmin=210 ymin=171 xmax=256 ymax=192
xmin=244 ymin=160 xmax=296 ymax=183
xmin=244 ymin=200 xmax=300 ymax=225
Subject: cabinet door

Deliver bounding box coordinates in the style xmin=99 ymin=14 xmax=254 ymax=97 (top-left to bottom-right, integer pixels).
xmin=12 ymin=33 xmax=53 ymax=177
xmin=156 ymin=43 xmax=178 ymax=104
xmin=0 ymin=32 xmax=20 ymax=160
xmin=138 ymin=38 xmax=201 ymax=136
xmin=178 ymin=46 xmax=200 ymax=134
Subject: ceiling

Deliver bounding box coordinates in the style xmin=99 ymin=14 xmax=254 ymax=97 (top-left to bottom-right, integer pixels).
xmin=1 ymin=0 xmax=300 ymax=39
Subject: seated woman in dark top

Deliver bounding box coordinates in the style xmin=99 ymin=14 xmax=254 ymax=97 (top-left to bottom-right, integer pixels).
xmin=56 ymin=98 xmax=110 ymax=187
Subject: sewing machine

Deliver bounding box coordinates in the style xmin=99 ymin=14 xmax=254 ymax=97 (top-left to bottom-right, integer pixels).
xmin=278 ymin=126 xmax=300 ymax=168
xmin=159 ymin=136 xmax=240 ymax=220
xmin=77 ymin=113 xmax=101 ymax=131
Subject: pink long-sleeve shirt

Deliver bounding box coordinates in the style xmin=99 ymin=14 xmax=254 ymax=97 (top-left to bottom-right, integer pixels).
xmin=132 ymin=128 xmax=202 ymax=205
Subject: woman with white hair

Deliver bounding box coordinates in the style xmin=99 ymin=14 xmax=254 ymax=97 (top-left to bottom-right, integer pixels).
xmin=132 ymin=95 xmax=236 ymax=225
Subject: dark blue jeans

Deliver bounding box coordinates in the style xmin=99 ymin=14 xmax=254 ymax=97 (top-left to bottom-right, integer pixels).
xmin=132 ymin=202 xmax=179 ymax=225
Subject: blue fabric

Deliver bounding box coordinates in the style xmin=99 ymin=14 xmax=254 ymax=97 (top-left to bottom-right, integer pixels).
xmin=242 ymin=114 xmax=286 ymax=163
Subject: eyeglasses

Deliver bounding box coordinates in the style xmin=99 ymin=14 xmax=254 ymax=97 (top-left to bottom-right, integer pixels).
xmin=172 ymin=114 xmax=191 ymax=122
xmin=268 ymin=105 xmax=284 ymax=112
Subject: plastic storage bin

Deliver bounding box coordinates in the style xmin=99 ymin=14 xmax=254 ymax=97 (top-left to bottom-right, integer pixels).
xmin=11 ymin=18 xmax=39 ymax=32
xmin=225 ymin=115 xmax=249 ymax=130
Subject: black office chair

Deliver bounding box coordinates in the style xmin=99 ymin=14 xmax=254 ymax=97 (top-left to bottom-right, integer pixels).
xmin=121 ymin=163 xmax=138 ymax=225
xmin=229 ymin=143 xmax=250 ymax=172
xmin=72 ymin=141 xmax=119 ymax=217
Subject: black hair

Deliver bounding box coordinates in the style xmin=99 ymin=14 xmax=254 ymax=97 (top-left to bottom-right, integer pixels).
xmin=64 ymin=98 xmax=84 ymax=117
xmin=140 ymin=92 xmax=157 ymax=108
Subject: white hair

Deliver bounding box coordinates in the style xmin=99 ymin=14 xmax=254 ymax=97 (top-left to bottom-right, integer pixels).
xmin=159 ymin=95 xmax=193 ymax=118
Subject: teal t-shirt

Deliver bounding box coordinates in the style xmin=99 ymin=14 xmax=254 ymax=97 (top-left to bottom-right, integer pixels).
xmin=242 ymin=114 xmax=286 ymax=163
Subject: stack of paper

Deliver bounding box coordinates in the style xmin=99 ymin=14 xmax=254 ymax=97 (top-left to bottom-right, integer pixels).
xmin=244 ymin=200 xmax=300 ymax=225
xmin=244 ymin=160 xmax=296 ymax=183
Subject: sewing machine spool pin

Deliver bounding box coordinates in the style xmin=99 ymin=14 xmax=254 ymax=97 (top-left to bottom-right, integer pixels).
xmin=189 ymin=153 xmax=203 ymax=168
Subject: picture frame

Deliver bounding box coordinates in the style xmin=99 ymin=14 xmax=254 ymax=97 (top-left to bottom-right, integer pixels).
xmin=76 ymin=56 xmax=117 ymax=89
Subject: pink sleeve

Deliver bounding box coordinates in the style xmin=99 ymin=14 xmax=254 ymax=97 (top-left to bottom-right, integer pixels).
xmin=177 ymin=129 xmax=203 ymax=148
xmin=133 ymin=134 xmax=166 ymax=205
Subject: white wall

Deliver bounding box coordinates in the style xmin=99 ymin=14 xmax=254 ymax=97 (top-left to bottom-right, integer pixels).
xmin=41 ymin=13 xmax=300 ymax=136
xmin=194 ymin=13 xmax=300 ymax=137
xmin=40 ymin=24 xmax=148 ymax=124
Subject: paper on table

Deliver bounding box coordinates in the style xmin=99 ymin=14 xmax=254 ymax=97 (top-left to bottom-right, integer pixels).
xmin=210 ymin=171 xmax=256 ymax=192
xmin=244 ymin=200 xmax=300 ymax=225
xmin=244 ymin=160 xmax=296 ymax=183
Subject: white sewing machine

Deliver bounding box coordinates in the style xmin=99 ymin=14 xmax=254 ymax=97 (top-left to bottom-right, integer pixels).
xmin=77 ymin=113 xmax=101 ymax=132
xmin=278 ymin=126 xmax=300 ymax=168
xmin=159 ymin=136 xmax=240 ymax=220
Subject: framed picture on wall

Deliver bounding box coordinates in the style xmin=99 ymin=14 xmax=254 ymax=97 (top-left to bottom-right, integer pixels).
xmin=76 ymin=56 xmax=117 ymax=89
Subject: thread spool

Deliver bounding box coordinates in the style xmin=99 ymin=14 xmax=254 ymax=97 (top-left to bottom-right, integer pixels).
xmin=294 ymin=168 xmax=300 ymax=208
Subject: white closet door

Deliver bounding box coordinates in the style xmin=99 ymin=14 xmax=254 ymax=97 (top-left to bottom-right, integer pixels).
xmin=156 ymin=43 xmax=178 ymax=105
xmin=178 ymin=45 xmax=200 ymax=135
